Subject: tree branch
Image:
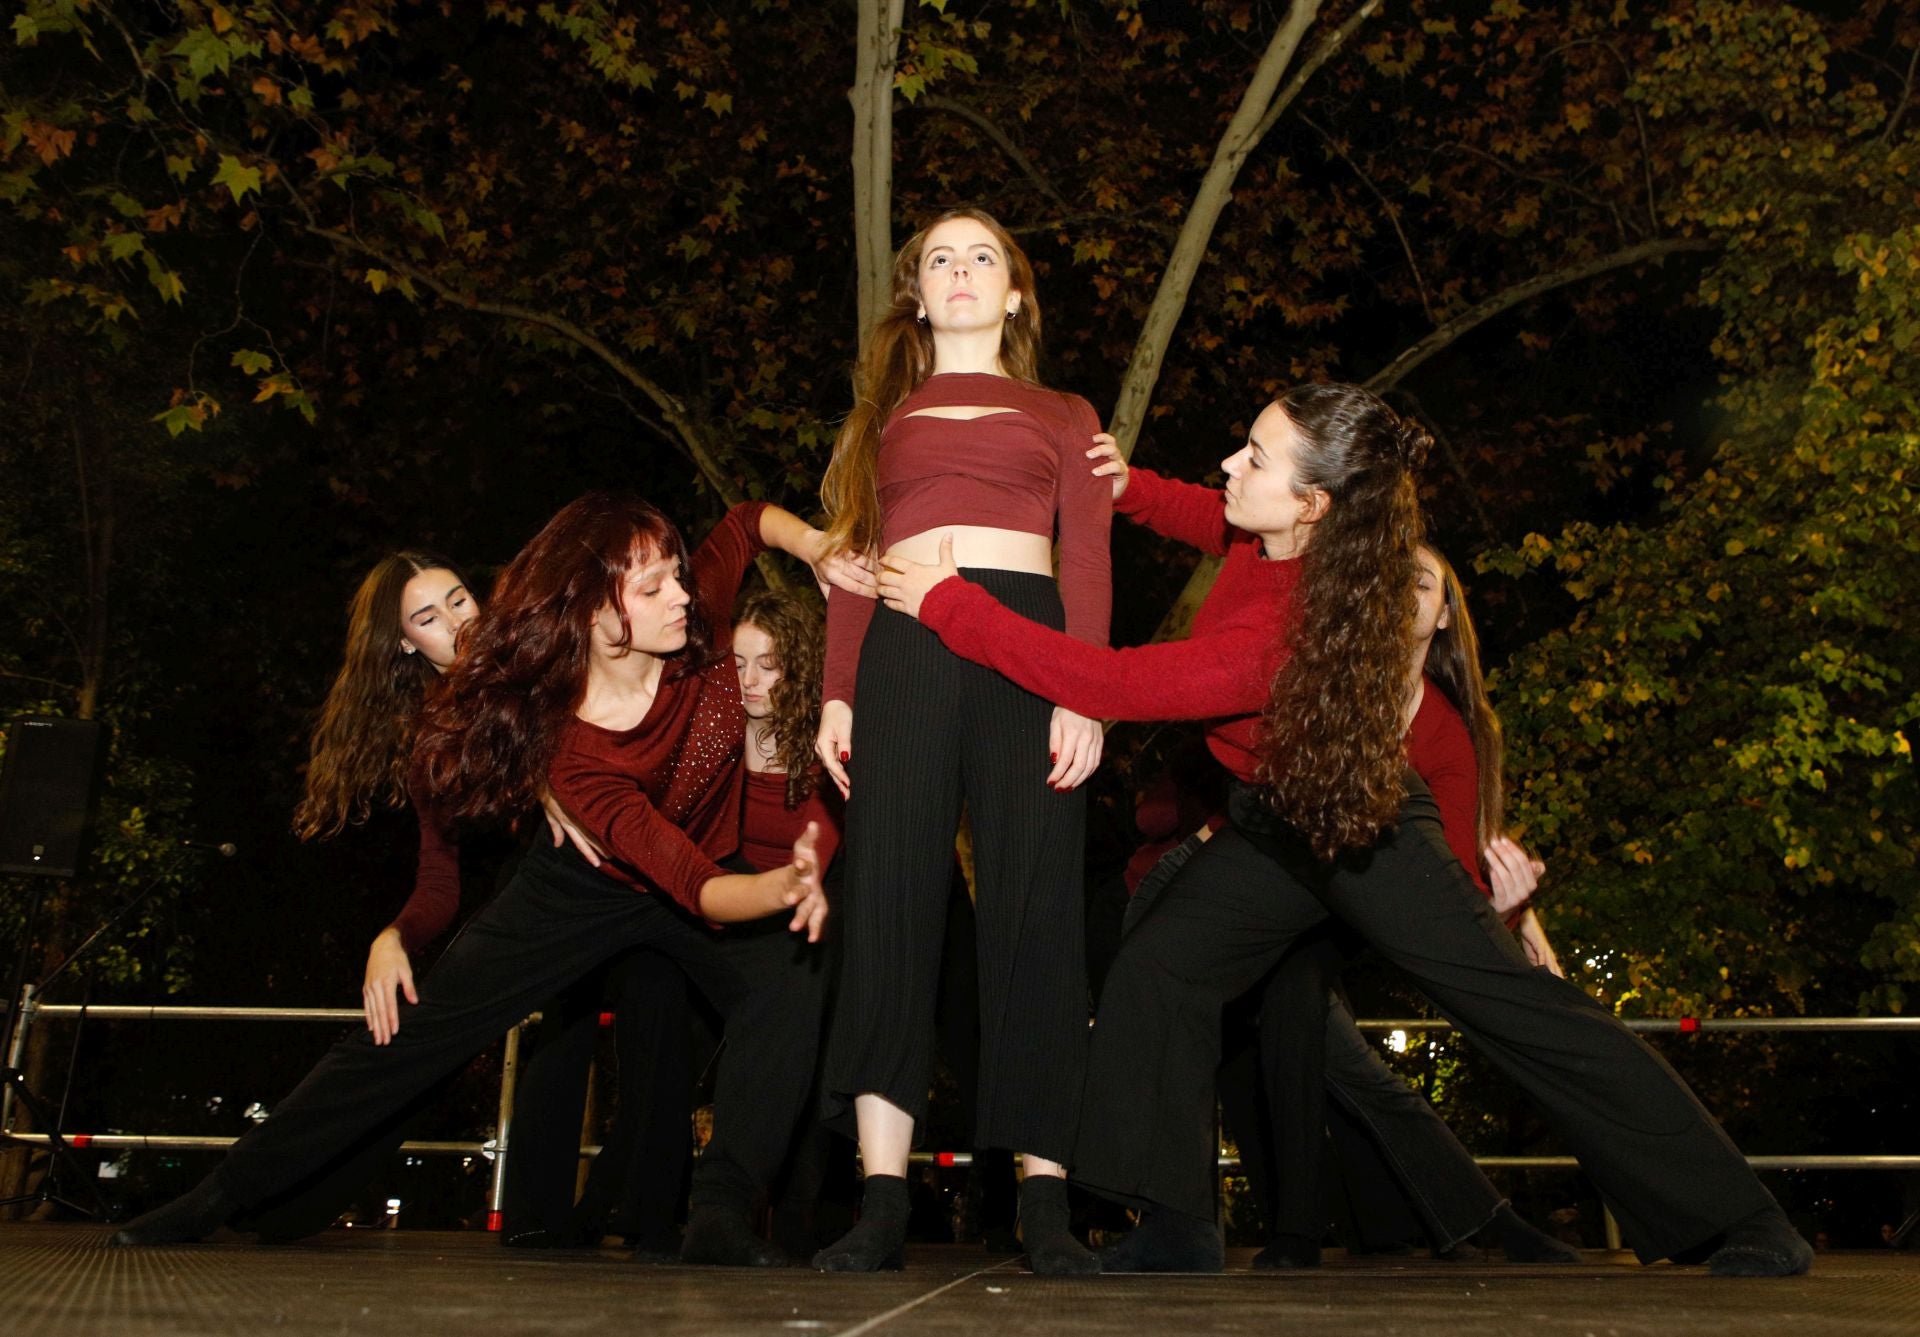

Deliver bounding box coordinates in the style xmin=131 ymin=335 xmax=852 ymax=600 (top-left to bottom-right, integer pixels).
xmin=1300 ymin=113 xmax=1433 ymax=324
xmin=1883 ymin=43 xmax=1919 ymax=144
xmin=918 ymin=94 xmax=1072 ymax=214
xmin=1363 ymin=237 xmax=1715 ymax=393
xmin=1111 ymin=0 xmax=1385 ymax=456
xmin=1143 ymin=236 xmax=1718 ymax=648
xmin=303 ymin=226 xmax=747 ymax=509
xmin=1249 ymin=0 xmax=1383 ymax=143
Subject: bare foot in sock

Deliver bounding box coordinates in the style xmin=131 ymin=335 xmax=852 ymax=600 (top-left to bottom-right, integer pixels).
xmin=812 ymin=1175 xmax=908 ymax=1272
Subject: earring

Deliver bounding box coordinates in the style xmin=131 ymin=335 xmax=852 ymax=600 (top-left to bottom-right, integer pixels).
xmin=1005 ymin=308 xmax=1017 ymax=321
xmin=916 ymin=311 xmax=928 ymax=325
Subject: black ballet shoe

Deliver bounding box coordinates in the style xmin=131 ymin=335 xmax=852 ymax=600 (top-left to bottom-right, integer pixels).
xmin=981 ymin=1223 xmax=1022 ymax=1254
xmin=680 ymin=1205 xmax=790 ymax=1267
xmin=812 ymin=1175 xmax=908 ymax=1272
xmin=110 ymin=1176 xmax=239 ymax=1247
xmin=1251 ymin=1233 xmax=1321 ymax=1269
xmin=1017 ymin=1176 xmax=1099 ymax=1275
xmin=626 ymin=1227 xmax=685 ymax=1265
xmin=1490 ymin=1204 xmax=1583 ymax=1263
xmin=1096 ymin=1205 xmax=1223 ymax=1274
xmin=1705 ymin=1206 xmax=1813 ymax=1278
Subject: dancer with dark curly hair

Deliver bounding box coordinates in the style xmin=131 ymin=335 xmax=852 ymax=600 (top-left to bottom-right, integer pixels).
xmin=115 ymin=497 xmax=865 ymax=1266
xmin=811 ymin=207 xmax=1110 ymax=1275
xmin=877 ymin=383 xmax=1809 ymax=1278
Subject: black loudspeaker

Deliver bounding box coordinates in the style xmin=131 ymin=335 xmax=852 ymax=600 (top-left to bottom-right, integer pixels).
xmin=0 ymin=716 xmax=110 ymax=878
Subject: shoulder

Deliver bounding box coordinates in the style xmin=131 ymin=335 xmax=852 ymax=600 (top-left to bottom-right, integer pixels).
xmin=1410 ymin=680 xmax=1475 ymax=762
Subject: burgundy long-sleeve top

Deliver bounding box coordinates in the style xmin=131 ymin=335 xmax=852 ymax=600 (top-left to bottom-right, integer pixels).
xmin=739 ymin=768 xmax=842 ymax=875
xmin=824 ymin=372 xmax=1112 ymax=705
xmin=918 ymin=465 xmax=1491 ymax=895
xmin=391 ymin=503 xmax=771 ymax=951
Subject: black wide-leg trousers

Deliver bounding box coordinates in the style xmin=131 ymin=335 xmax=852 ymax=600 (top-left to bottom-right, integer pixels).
xmin=212 ymin=839 xmax=819 ymax=1217
xmin=502 ymin=945 xmax=694 ymax=1238
xmin=822 ymin=571 xmax=1089 ymax=1162
xmin=1076 ymin=777 xmax=1777 ymax=1263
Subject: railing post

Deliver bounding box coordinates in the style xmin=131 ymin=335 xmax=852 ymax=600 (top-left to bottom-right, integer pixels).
xmin=485 ymin=1021 xmax=523 ymax=1232
xmin=0 ymin=983 xmax=36 ymax=1135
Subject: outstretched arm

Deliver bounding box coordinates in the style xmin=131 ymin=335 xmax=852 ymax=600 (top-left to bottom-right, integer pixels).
xmin=878 ymin=543 xmax=1275 ymax=724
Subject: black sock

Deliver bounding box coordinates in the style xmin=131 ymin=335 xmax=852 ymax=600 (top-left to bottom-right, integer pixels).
xmin=1018 ymin=1176 xmax=1099 ymax=1275
xmin=812 ymin=1175 xmax=909 ymax=1272
xmin=1491 ymin=1204 xmax=1582 ymax=1263
xmin=1706 ymin=1205 xmax=1813 ymax=1278
xmin=1097 ymin=1204 xmax=1223 ymax=1274
xmin=110 ymin=1173 xmax=239 ymax=1247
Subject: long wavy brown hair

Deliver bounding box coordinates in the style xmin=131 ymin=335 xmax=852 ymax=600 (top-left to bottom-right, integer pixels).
xmin=293 ymin=551 xmax=467 ymax=841
xmin=1255 ymin=384 xmax=1432 ymax=861
xmin=820 ymin=207 xmax=1043 ymax=557
xmin=734 ymin=589 xmax=825 ymax=807
xmin=1419 ymin=544 xmax=1505 ymax=851
xmin=415 ymin=494 xmax=706 ymax=824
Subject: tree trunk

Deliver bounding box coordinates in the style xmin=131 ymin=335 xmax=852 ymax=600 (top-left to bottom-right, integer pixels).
xmin=1109 ymin=0 xmax=1386 ymax=456
xmin=850 ymin=0 xmax=908 ymax=353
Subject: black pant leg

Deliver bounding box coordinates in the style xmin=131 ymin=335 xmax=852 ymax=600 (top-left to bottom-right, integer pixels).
xmin=502 ymin=969 xmax=605 ymax=1235
xmin=212 ymin=848 xmax=708 ymax=1210
xmin=574 ymin=948 xmax=694 ymax=1240
xmin=1257 ymin=932 xmax=1344 ymax=1238
xmin=1244 ymin=779 xmax=1779 ymax=1262
xmin=821 ymin=606 xmax=964 ymax=1132
xmin=1319 ymin=992 xmax=1501 ymax=1249
xmin=1075 ymin=828 xmax=1331 ymax=1221
xmin=958 ymin=580 xmax=1089 ymax=1161
xmin=692 ymin=913 xmax=832 ymax=1212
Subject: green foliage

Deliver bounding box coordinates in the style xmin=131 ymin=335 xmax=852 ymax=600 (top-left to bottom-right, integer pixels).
xmin=1491 ymin=3 xmax=1920 ymax=1016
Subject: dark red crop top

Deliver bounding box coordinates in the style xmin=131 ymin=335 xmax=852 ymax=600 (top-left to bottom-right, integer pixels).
xmin=823 ymin=372 xmax=1112 ymax=705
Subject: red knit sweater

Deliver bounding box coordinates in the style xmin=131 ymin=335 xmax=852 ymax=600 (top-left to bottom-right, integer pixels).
xmin=918 ymin=466 xmax=1492 ymax=895
xmin=392 ymin=503 xmax=769 ymax=950
xmin=739 ymin=768 xmax=842 ymax=875
xmin=824 ymin=372 xmax=1112 ymax=705
xmin=918 ymin=466 xmax=1294 ymax=780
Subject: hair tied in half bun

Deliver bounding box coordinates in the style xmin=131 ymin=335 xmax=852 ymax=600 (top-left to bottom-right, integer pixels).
xmin=1393 ymin=415 xmax=1433 ymax=472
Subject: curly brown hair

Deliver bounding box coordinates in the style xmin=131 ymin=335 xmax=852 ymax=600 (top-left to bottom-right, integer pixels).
xmin=1255 ymin=384 xmax=1432 ymax=861
xmin=733 ymin=589 xmax=825 ymax=807
xmin=415 ymin=494 xmax=707 ymax=824
xmin=820 ymin=207 xmax=1044 ymax=558
xmin=293 ymin=551 xmax=466 ymax=841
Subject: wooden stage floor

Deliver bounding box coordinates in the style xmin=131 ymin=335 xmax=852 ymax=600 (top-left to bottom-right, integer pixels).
xmin=1 ymin=1225 xmax=1914 ymax=1337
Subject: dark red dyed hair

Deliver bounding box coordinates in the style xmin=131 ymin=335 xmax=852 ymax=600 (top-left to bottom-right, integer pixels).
xmin=415 ymin=493 xmax=707 ymax=824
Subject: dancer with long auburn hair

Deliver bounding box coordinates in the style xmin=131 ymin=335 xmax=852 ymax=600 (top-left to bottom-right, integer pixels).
xmin=1222 ymin=539 xmax=1573 ymax=1268
xmin=116 ymin=496 xmax=864 ymax=1267
xmin=877 ymin=383 xmax=1810 ymax=1277
xmin=811 ymin=207 xmax=1110 ymax=1274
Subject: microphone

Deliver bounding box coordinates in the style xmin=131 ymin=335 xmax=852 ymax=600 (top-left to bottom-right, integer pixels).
xmin=180 ymin=838 xmax=239 ymax=858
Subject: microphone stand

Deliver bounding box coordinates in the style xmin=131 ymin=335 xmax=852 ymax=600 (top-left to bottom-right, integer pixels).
xmin=1 ymin=844 xmax=207 ymax=1219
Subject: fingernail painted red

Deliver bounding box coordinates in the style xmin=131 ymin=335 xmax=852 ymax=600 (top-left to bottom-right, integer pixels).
xmin=840 ymin=751 xmax=850 ymax=762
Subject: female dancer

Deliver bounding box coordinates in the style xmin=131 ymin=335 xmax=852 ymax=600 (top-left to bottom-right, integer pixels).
xmin=548 ymin=589 xmax=848 ymax=1258
xmin=876 ymin=383 xmax=1810 ymax=1277
xmin=276 ymin=548 xmax=691 ymax=1252
xmin=1238 ymin=540 xmax=1573 ymax=1268
xmin=115 ymin=497 xmax=855 ymax=1266
xmin=811 ymin=207 xmax=1110 ymax=1273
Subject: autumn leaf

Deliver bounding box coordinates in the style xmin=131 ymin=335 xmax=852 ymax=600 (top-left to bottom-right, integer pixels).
xmin=210 ymin=154 xmax=263 ymax=204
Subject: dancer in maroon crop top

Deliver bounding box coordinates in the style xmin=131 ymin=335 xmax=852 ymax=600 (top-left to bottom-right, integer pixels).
xmin=877 ymin=383 xmax=1810 ymax=1278
xmin=810 ymin=208 xmax=1111 ymax=1274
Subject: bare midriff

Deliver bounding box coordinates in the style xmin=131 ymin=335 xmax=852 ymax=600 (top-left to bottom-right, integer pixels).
xmin=884 ymin=525 xmax=1053 ymax=576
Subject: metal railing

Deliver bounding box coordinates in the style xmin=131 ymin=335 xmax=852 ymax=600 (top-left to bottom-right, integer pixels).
xmin=6 ymin=993 xmax=1917 ymax=1238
